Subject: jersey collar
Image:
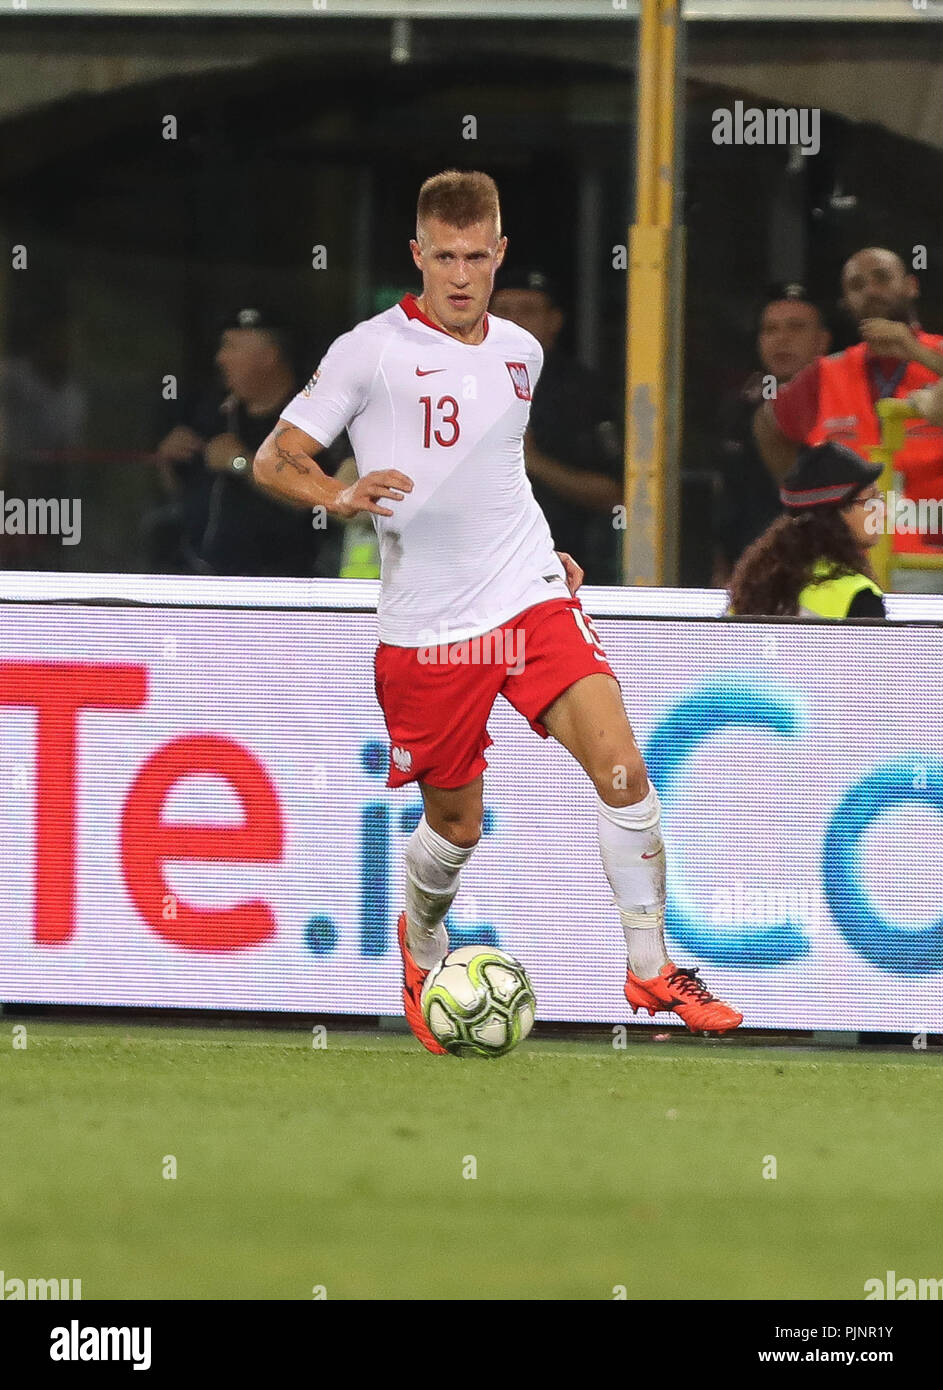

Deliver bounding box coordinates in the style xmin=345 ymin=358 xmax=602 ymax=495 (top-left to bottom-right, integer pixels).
xmin=399 ymin=292 xmax=490 ymax=342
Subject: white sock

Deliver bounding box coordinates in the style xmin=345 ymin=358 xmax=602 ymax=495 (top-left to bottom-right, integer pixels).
xmin=597 ymin=783 xmax=669 ymax=980
xmin=404 ymin=815 xmax=476 ymax=969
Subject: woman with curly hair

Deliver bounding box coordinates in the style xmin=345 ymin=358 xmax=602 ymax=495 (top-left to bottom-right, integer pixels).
xmin=728 ymin=441 xmax=886 ymax=618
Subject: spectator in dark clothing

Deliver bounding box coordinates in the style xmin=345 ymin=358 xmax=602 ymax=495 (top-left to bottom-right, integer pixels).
xmin=147 ymin=307 xmax=343 ymax=576
xmin=490 ymin=269 xmax=623 ymax=585
xmin=0 ymin=313 xmax=87 ymax=570
xmin=713 ymin=284 xmax=830 ymax=583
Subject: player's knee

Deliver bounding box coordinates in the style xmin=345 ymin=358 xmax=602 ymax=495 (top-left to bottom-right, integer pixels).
xmin=442 ymin=821 xmax=482 ymax=850
xmin=594 ymin=749 xmax=649 ymax=807
xmin=428 ymin=809 xmax=483 ymax=849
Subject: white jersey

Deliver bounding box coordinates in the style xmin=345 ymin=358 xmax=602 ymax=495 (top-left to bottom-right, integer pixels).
xmin=280 ymin=294 xmax=569 ymax=646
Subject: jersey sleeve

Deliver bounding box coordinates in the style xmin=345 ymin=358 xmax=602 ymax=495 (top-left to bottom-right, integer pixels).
xmin=279 ymin=327 xmax=377 ymax=447
xmin=531 ymin=340 xmax=544 ymax=393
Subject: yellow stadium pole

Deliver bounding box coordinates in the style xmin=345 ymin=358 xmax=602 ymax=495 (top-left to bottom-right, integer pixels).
xmin=658 ymin=0 xmax=684 ymax=584
xmin=655 ymin=0 xmax=678 ymax=229
xmin=872 ymin=398 xmax=911 ymax=591
xmin=624 ymin=0 xmax=681 ymax=586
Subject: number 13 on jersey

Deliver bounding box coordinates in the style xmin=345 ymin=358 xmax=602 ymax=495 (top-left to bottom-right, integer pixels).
xmin=419 ymin=395 xmax=460 ymax=448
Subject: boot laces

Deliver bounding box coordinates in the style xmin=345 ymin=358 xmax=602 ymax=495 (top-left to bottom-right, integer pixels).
xmin=666 ymin=966 xmax=716 ymax=1005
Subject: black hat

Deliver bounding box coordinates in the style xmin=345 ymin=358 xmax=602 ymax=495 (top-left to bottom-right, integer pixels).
xmin=764 ymin=281 xmax=814 ymax=308
xmin=219 ymin=306 xmax=289 ymax=334
xmin=757 ymin=281 xmax=825 ymax=323
xmin=780 ymin=441 xmax=882 ymax=511
xmin=217 ymin=307 xmax=305 ymax=372
xmin=492 ymin=267 xmax=561 ymax=307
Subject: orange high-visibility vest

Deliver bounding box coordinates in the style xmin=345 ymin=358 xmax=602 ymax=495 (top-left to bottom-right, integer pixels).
xmin=809 ymin=336 xmax=943 ymax=555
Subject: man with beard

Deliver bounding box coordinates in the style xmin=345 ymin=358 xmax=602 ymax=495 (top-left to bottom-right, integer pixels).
xmin=753 ymin=248 xmax=943 ymax=591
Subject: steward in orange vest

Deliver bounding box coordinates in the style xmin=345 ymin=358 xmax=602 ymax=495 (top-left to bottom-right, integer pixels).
xmin=754 ymin=249 xmax=943 ymax=563
xmin=808 ymin=335 xmax=943 ymax=556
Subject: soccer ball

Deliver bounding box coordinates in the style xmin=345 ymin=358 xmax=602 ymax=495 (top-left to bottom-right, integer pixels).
xmin=421 ymin=945 xmax=536 ymax=1059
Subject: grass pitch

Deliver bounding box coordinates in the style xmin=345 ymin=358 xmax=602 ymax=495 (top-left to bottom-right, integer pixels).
xmin=1 ymin=1022 xmax=940 ymax=1300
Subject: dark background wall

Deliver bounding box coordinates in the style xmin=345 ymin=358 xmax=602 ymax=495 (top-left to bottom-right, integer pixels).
xmin=1 ymin=14 xmax=942 ymax=578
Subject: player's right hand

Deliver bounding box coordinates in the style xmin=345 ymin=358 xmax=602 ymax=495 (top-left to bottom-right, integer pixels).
xmin=333 ymin=469 xmax=413 ymax=519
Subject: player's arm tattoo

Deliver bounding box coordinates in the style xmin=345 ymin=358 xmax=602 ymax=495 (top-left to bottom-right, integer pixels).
xmin=272 ymin=425 xmax=313 ymax=476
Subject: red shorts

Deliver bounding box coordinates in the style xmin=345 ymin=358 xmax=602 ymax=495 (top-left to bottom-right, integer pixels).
xmin=373 ymin=596 xmax=619 ymax=789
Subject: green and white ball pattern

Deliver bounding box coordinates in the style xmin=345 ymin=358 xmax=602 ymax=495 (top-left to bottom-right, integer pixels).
xmin=421 ymin=945 xmax=536 ymax=1058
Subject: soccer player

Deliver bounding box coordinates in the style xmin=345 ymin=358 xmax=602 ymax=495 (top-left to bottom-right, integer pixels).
xmin=254 ymin=170 xmax=742 ymax=1048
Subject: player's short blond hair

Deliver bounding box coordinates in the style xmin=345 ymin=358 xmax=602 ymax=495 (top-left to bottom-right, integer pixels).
xmin=416 ymin=170 xmax=502 ymax=244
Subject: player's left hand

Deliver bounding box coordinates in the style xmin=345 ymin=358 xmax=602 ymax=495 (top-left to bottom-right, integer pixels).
xmin=859 ymin=318 xmax=918 ymax=361
xmin=204 ymin=433 xmax=248 ymax=473
xmin=556 ymin=551 xmax=583 ymax=595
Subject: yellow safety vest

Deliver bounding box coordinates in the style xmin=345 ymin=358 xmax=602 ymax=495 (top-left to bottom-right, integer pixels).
xmin=339 ymin=518 xmax=381 ymax=579
xmin=796 ymin=564 xmax=883 ymax=618
xmin=728 ymin=563 xmax=883 ymax=618
xmin=340 ymin=542 xmax=380 ymax=579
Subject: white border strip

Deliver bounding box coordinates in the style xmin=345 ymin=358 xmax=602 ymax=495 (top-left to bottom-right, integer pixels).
xmin=1 ymin=571 xmax=940 ymax=622
xmin=1 ymin=1 xmax=932 ymax=22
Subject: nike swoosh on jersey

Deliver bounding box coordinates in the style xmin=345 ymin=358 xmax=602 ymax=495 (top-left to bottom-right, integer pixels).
xmin=415 ymin=367 xmax=446 ymax=376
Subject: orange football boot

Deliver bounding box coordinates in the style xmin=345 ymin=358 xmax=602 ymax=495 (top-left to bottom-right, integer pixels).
xmin=397 ymin=911 xmax=448 ymax=1055
xmin=625 ymin=961 xmax=743 ymax=1034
